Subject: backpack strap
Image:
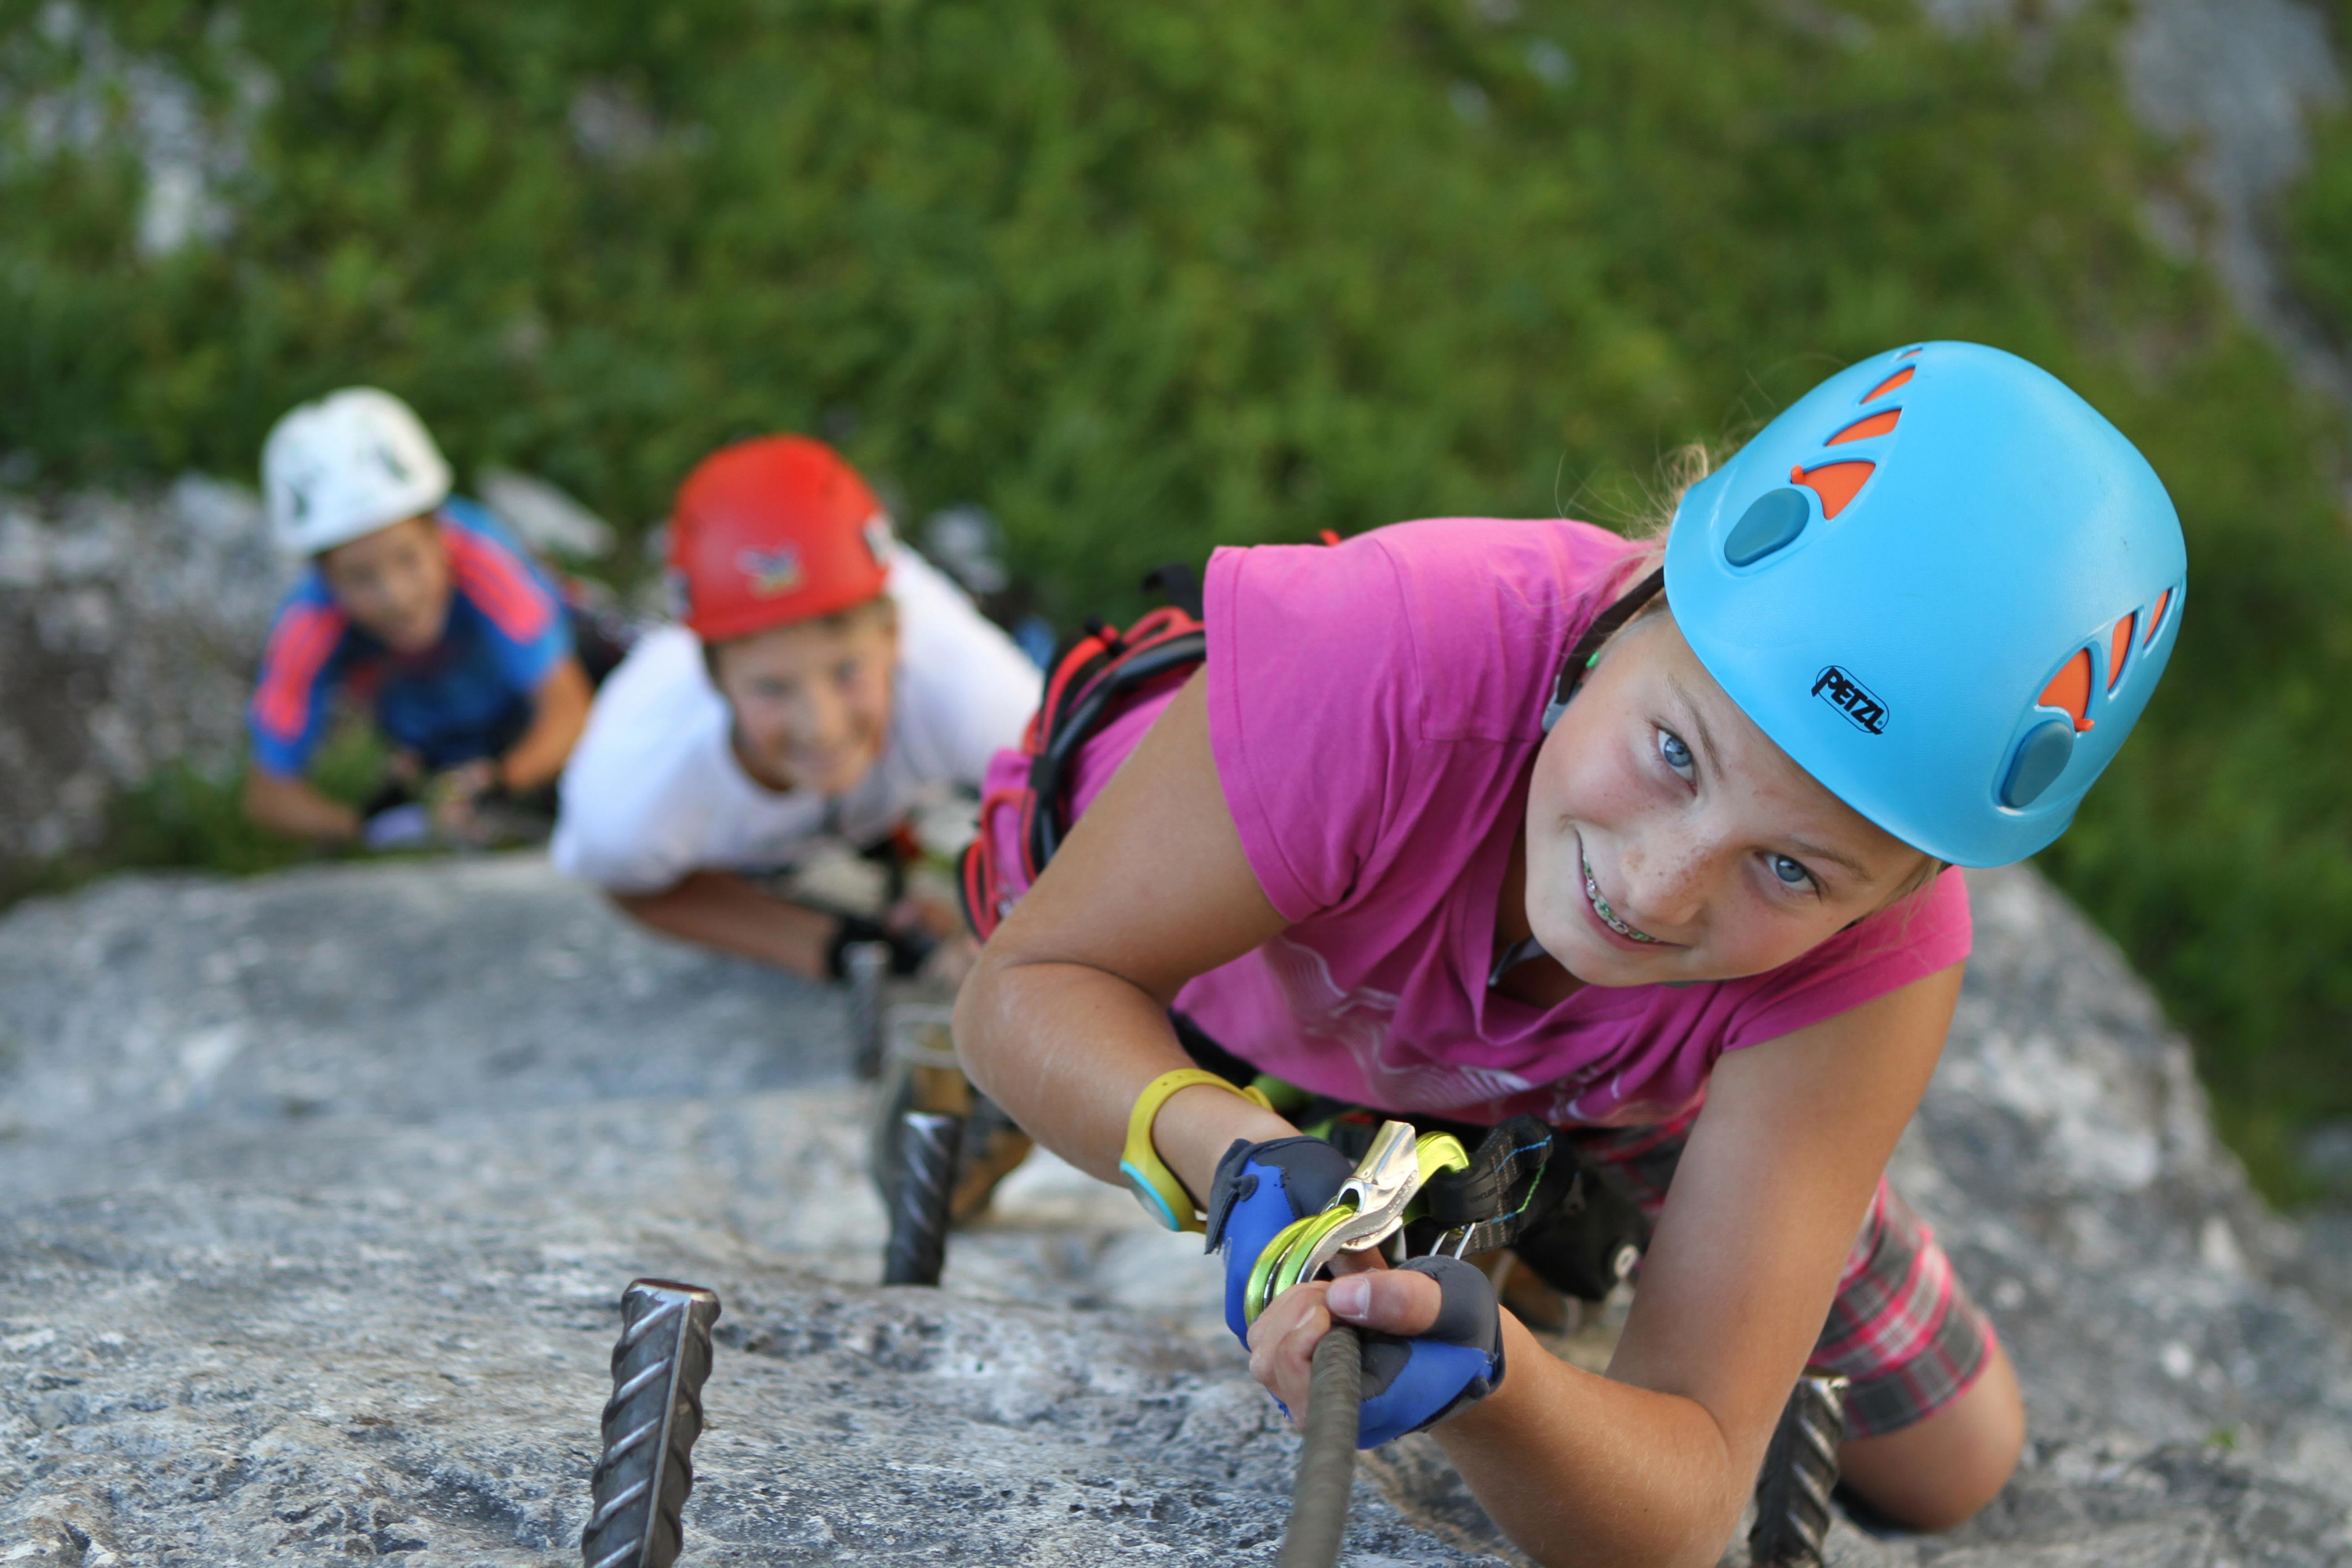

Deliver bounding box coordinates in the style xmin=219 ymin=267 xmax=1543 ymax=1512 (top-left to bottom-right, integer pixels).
xmin=958 ymin=603 xmax=1208 ymax=941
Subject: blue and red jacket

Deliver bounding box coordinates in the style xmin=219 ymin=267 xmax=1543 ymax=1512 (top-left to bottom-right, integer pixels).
xmin=247 ymin=499 xmax=573 ymax=777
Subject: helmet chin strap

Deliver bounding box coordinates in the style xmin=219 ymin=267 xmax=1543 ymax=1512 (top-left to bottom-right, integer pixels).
xmin=1541 ymin=568 xmax=1667 ymax=733
xmin=1515 ymin=567 xmax=1666 ymax=995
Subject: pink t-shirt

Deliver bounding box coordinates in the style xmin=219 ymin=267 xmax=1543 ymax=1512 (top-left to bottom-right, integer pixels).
xmin=982 ymin=518 xmax=1971 ymax=1127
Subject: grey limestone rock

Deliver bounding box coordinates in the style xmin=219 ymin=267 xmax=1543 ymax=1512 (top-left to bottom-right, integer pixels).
xmin=0 ymin=857 xmax=2347 ymax=1564
xmin=0 ymin=476 xmax=290 ymax=869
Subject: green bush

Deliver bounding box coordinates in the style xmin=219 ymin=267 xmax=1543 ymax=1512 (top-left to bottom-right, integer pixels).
xmin=5 ymin=0 xmax=2352 ymax=1197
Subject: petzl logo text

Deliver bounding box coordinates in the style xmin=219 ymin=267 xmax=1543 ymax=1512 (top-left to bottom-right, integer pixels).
xmin=1812 ymin=666 xmax=1888 ymax=734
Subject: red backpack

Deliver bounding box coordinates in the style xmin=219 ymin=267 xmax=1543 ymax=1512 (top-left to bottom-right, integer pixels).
xmin=958 ymin=604 xmax=1205 ymax=940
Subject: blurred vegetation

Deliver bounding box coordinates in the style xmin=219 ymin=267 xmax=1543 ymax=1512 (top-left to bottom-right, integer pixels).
xmin=5 ymin=0 xmax=2352 ymax=1199
xmin=0 ymin=724 xmax=389 ymax=906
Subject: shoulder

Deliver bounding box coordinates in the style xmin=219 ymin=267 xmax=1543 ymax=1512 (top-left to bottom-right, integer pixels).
xmin=572 ymin=627 xmax=721 ymax=762
xmin=1720 ymin=868 xmax=1974 ymax=1050
xmin=554 ymin=627 xmax=732 ymax=887
xmin=1208 ymin=519 xmax=1648 ymax=743
xmin=887 ymin=546 xmax=1041 ymax=729
xmin=886 ymin=545 xmax=1025 ymax=670
xmin=437 ymin=499 xmax=559 ymax=641
xmin=257 ymin=572 xmax=353 ymax=673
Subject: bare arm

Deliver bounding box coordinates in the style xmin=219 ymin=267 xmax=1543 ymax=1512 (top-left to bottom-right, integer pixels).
xmin=242 ymin=769 xmax=362 ymax=843
xmin=954 ymin=671 xmax=1297 ymax=1196
xmin=612 ymin=869 xmax=841 ymax=979
xmin=497 ymin=657 xmax=593 ymax=793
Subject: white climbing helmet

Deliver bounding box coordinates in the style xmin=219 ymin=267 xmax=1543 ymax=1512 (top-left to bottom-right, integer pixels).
xmin=261 ymin=388 xmax=453 ymax=556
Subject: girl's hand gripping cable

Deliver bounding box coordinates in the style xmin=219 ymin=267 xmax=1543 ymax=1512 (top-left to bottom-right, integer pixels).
xmin=1205 ymin=1122 xmax=1507 ymax=1447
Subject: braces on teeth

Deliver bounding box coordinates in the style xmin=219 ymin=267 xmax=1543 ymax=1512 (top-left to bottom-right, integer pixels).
xmin=1583 ymin=859 xmax=1660 ymax=943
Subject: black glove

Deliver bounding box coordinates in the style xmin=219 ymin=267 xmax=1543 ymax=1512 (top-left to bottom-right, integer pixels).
xmin=824 ymin=914 xmax=937 ymax=979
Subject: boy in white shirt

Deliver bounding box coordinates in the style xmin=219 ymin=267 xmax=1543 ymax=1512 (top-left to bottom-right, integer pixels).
xmin=552 ymin=435 xmax=1039 ymax=980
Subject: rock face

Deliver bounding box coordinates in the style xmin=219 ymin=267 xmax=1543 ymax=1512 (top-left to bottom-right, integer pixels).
xmin=0 ymin=477 xmax=290 ymax=868
xmin=0 ymin=856 xmax=2348 ymax=1565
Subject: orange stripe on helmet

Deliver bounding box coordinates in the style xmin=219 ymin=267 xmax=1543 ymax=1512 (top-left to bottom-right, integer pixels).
xmin=1860 ymin=365 xmax=1915 ymax=402
xmin=1788 ymin=461 xmax=1875 ymax=519
xmin=1827 ymin=409 xmax=1901 ymax=446
xmin=2143 ymin=588 xmax=2172 ymax=646
xmin=2107 ymin=614 xmax=2135 ymax=690
xmin=2040 ymin=649 xmax=2095 ymax=732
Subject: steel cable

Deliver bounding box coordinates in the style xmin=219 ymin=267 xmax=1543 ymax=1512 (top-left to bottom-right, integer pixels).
xmin=1276 ymin=1323 xmax=1364 ymax=1568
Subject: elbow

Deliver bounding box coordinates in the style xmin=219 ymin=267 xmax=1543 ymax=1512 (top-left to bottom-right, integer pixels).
xmin=607 ymin=887 xmax=660 ymax=930
xmin=951 ymin=939 xmax=1032 ymax=1103
xmin=950 ymin=948 xmax=1003 ymax=1096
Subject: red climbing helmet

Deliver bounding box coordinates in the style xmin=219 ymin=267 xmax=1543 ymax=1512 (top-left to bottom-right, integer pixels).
xmin=667 ymin=436 xmax=893 ymax=642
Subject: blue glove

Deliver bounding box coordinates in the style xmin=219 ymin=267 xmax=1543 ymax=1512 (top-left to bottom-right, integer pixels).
xmin=1204 ymin=1137 xmax=1508 ymax=1448
xmin=1202 ymin=1136 xmax=1353 ymax=1341
xmin=1352 ymin=1255 xmax=1506 ymax=1447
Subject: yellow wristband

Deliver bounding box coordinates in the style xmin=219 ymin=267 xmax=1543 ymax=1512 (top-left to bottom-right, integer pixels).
xmin=1119 ymin=1069 xmax=1275 ymax=1233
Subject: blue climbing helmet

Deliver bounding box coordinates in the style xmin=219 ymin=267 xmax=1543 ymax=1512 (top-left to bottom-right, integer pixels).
xmin=1660 ymin=342 xmax=2185 ymax=867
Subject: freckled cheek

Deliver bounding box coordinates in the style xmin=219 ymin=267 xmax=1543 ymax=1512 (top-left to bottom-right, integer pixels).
xmin=1699 ymin=896 xmax=1846 ymax=975
xmin=1532 ymin=725 xmax=1643 ymax=837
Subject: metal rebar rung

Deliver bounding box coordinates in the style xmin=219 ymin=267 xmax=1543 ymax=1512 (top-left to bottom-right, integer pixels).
xmin=582 ymin=1279 xmax=722 ymax=1568
xmin=882 ymin=1109 xmax=965 ymax=1286
xmin=1747 ymin=1372 xmax=1849 ymax=1568
xmin=844 ymin=941 xmax=892 ymax=1081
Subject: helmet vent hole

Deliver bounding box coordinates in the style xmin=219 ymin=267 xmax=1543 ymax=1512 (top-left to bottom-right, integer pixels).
xmin=1724 ymin=488 xmax=1810 ymax=566
xmin=2144 ymin=587 xmax=2173 ymax=646
xmin=1828 ymin=409 xmax=1900 ymax=445
xmin=1788 ymin=460 xmax=1874 ymax=519
xmin=2039 ymin=649 xmax=2095 ymax=732
xmin=2107 ymin=614 xmax=2135 ymax=690
xmin=1860 ymin=365 xmax=1915 ymax=402
xmin=2002 ymin=719 xmax=2076 ymax=808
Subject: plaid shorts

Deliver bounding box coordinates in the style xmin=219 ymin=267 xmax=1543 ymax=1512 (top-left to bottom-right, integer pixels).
xmin=1569 ymin=1109 xmax=1995 ymax=1439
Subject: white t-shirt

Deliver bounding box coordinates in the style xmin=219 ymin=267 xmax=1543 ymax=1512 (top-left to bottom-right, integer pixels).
xmin=552 ymin=546 xmax=1040 ymax=894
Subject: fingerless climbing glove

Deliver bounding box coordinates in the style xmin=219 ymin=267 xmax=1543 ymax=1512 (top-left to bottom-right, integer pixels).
xmin=1203 ymin=1136 xmax=1354 ymax=1340
xmin=1204 ymin=1137 xmax=1507 ymax=1447
xmin=1351 ymin=1254 xmax=1505 ymax=1447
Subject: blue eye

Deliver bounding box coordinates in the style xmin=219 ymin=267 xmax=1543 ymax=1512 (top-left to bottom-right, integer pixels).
xmin=1769 ymin=854 xmax=1811 ymax=887
xmin=1657 ymin=729 xmax=1694 ymax=776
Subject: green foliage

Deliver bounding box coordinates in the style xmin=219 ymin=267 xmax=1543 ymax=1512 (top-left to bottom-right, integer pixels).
xmin=6 ymin=0 xmax=2352 ymax=1197
xmin=108 ymin=723 xmax=387 ymax=874
xmin=0 ymin=725 xmax=389 ymax=904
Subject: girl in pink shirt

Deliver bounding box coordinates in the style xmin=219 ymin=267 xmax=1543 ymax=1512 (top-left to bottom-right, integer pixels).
xmin=957 ymin=344 xmax=2185 ymax=1561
